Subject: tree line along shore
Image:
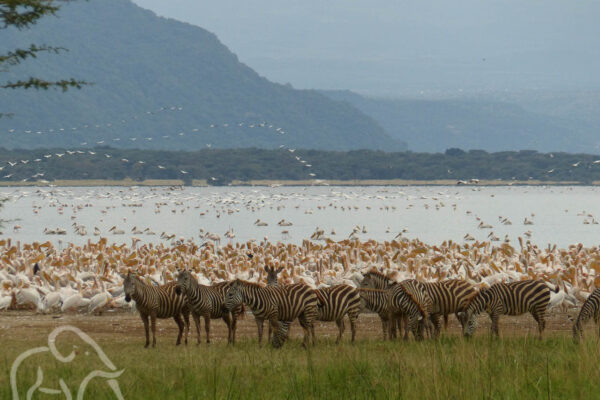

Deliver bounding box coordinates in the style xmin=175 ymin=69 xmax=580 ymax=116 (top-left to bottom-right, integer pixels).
xmin=1 ymin=147 xmax=600 ymax=185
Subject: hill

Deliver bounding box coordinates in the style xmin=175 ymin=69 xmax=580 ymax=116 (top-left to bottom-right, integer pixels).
xmin=321 ymin=90 xmax=598 ymax=153
xmin=0 ymin=0 xmax=404 ymax=151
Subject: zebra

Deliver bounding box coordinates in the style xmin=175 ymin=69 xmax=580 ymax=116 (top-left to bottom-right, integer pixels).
xmin=460 ymin=280 xmax=559 ymax=338
xmin=570 ymin=288 xmax=600 ymax=343
xmin=313 ymin=284 xmax=361 ymax=344
xmin=122 ymin=272 xmax=190 ymax=348
xmin=175 ymin=269 xmax=243 ymax=344
xmin=359 ymin=270 xmax=402 ymax=337
xmin=260 ymin=265 xmax=284 ymax=342
xmin=224 ymin=279 xmax=318 ymax=348
xmin=357 ymin=288 xmax=395 ymax=340
xmin=387 ymin=280 xmax=433 ymax=341
xmin=406 ymin=279 xmax=477 ymax=338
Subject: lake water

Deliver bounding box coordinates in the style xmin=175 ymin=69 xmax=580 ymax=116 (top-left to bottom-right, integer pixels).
xmin=1 ymin=185 xmax=599 ymax=248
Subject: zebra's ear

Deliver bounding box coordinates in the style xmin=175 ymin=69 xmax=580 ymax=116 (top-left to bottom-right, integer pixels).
xmin=567 ymin=314 xmax=575 ymax=322
xmin=264 ymin=265 xmax=271 ymax=273
xmin=417 ymin=315 xmax=423 ymax=321
xmin=276 ymin=266 xmax=284 ymax=274
xmin=119 ymin=273 xmax=127 ymax=280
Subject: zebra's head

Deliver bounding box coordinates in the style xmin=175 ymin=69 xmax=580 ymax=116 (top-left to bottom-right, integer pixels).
xmin=360 ymin=271 xmax=393 ymax=290
xmin=176 ymin=269 xmax=193 ymax=295
xmin=225 ymin=279 xmax=244 ymax=311
xmin=265 ymin=265 xmax=283 ymax=286
xmin=123 ymin=273 xmax=137 ymax=302
xmin=461 ymin=288 xmax=490 ymax=337
xmin=568 ymin=313 xmax=582 ymax=343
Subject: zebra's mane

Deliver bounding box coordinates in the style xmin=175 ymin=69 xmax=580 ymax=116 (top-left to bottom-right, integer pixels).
xmin=398 ymin=281 xmax=427 ymax=318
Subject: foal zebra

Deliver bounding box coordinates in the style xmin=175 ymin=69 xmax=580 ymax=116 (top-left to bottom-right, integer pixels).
xmin=314 ymin=284 xmax=361 ymax=344
xmin=123 ymin=273 xmax=190 ymax=348
xmin=175 ymin=270 xmax=243 ymax=344
xmin=224 ymin=279 xmax=318 ymax=348
xmin=460 ymin=280 xmax=559 ymax=338
xmin=571 ymin=288 xmax=600 ymax=342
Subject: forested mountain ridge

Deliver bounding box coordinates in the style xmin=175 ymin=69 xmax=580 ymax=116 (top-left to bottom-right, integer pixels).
xmin=0 ymin=0 xmax=404 ymax=151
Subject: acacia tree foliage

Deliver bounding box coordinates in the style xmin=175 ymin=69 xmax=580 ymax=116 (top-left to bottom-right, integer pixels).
xmin=0 ymin=0 xmax=87 ymax=98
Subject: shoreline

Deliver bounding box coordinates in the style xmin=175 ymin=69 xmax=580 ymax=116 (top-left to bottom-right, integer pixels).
xmin=0 ymin=178 xmax=589 ymax=187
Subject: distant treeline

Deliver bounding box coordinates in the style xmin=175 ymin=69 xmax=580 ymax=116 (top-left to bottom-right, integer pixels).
xmin=1 ymin=147 xmax=600 ymax=184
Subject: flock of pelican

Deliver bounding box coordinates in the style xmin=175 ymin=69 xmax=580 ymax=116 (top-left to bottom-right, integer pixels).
xmin=0 ymin=232 xmax=596 ymax=316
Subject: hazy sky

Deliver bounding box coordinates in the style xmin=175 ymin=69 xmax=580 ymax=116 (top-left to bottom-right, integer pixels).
xmin=132 ymin=0 xmax=600 ymax=96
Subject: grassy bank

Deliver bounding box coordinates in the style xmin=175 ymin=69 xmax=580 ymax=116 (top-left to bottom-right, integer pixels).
xmin=2 ymin=335 xmax=599 ymax=399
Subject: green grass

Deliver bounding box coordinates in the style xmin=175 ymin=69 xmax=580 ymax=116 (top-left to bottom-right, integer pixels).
xmin=2 ymin=335 xmax=600 ymax=399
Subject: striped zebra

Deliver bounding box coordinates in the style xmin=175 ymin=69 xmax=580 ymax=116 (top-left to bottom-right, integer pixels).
xmin=260 ymin=265 xmax=284 ymax=342
xmin=387 ymin=280 xmax=433 ymax=341
xmin=123 ymin=272 xmax=190 ymax=348
xmin=359 ymin=271 xmax=407 ymax=339
xmin=313 ymin=284 xmax=361 ymax=344
xmin=571 ymin=288 xmax=600 ymax=343
xmin=175 ymin=270 xmax=244 ymax=344
xmin=224 ymin=279 xmax=318 ymax=348
xmin=357 ymin=288 xmax=395 ymax=340
xmin=460 ymin=280 xmax=559 ymax=338
xmin=408 ymin=279 xmax=477 ymax=338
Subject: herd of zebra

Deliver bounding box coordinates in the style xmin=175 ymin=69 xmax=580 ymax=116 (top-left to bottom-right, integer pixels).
xmin=122 ymin=268 xmax=600 ymax=348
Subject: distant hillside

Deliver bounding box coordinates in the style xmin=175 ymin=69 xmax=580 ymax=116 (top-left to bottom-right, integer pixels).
xmin=321 ymin=90 xmax=598 ymax=153
xmin=0 ymin=0 xmax=404 ymax=151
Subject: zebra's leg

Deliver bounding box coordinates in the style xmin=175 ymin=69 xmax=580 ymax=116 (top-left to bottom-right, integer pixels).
xmin=192 ymin=312 xmax=201 ymax=345
xmin=204 ymin=316 xmax=211 ymax=344
xmin=141 ymin=313 xmax=150 ymax=348
xmin=403 ymin=314 xmax=410 ymax=341
xmin=298 ymin=314 xmax=314 ymax=347
xmin=380 ymin=316 xmax=388 ymax=340
xmin=256 ymin=317 xmax=265 ymax=346
xmin=489 ymin=313 xmax=500 ymax=337
xmin=174 ymin=313 xmax=185 ymax=346
xmin=531 ymin=310 xmax=545 ymax=339
xmin=349 ymin=313 xmax=357 ymax=344
xmin=443 ymin=314 xmax=449 ymax=330
xmin=182 ymin=310 xmax=190 ymax=345
xmin=231 ymin=314 xmax=238 ymax=345
xmin=269 ymin=318 xmax=282 ymax=348
xmin=430 ymin=314 xmax=442 ymax=339
xmin=150 ymin=312 xmax=157 ymax=348
xmin=222 ymin=313 xmax=233 ymax=345
xmin=335 ymin=318 xmax=345 ymax=344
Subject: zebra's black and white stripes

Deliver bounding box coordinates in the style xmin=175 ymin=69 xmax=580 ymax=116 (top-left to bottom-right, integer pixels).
xmin=461 ymin=280 xmax=558 ymax=338
xmin=571 ymin=287 xmax=600 ymax=342
xmin=314 ymin=284 xmax=361 ymax=343
xmin=175 ymin=270 xmax=243 ymax=344
xmin=123 ymin=272 xmax=190 ymax=348
xmin=224 ymin=279 xmax=318 ymax=348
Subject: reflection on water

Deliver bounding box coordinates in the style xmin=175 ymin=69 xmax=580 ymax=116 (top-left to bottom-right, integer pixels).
xmin=1 ymin=185 xmax=599 ymax=248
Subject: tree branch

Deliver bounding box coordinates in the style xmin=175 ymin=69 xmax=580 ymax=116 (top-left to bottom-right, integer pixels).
xmin=1 ymin=77 xmax=88 ymax=91
xmin=0 ymin=44 xmax=67 ymax=66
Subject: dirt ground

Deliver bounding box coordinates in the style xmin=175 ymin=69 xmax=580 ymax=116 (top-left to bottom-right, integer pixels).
xmin=0 ymin=309 xmax=581 ymax=344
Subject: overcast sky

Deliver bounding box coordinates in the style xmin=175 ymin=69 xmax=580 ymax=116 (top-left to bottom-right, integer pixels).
xmin=132 ymin=0 xmax=600 ymax=96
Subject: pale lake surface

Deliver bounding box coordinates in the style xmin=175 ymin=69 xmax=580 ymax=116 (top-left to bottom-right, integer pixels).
xmin=0 ymin=185 xmax=599 ymax=248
